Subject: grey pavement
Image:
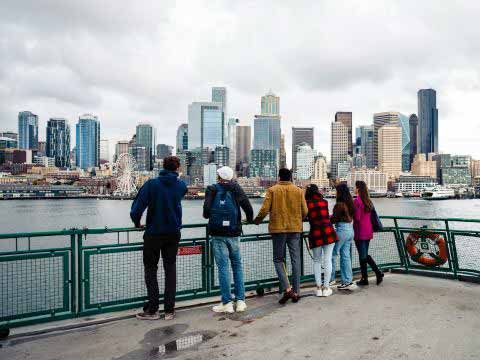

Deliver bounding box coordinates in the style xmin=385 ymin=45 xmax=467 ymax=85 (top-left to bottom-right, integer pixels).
xmin=1 ymin=274 xmax=479 ymax=360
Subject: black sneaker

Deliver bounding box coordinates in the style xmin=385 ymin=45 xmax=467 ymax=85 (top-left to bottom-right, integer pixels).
xmin=376 ymin=272 xmax=384 ymax=285
xmin=356 ymin=279 xmax=369 ymax=286
xmin=278 ymin=290 xmax=294 ymax=304
xmin=291 ymin=292 xmax=300 ymax=303
xmin=136 ymin=311 xmax=160 ymax=320
xmin=338 ymin=282 xmax=356 ymax=290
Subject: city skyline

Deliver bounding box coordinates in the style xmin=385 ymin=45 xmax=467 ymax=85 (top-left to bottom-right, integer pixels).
xmin=1 ymin=2 xmax=480 ymax=163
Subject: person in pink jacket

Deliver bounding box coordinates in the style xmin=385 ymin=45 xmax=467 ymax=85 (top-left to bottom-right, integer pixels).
xmin=353 ymin=181 xmax=384 ymax=286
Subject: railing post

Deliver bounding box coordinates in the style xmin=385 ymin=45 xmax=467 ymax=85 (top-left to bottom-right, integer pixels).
xmin=205 ymin=225 xmax=212 ymax=295
xmin=445 ymin=220 xmax=459 ymax=279
xmin=70 ymin=232 xmax=77 ymax=315
xmin=77 ymin=232 xmax=84 ymax=314
xmin=393 ymin=218 xmax=408 ymax=273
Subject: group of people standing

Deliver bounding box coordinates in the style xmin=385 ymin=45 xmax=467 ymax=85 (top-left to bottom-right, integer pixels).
xmin=130 ymin=156 xmax=384 ymax=320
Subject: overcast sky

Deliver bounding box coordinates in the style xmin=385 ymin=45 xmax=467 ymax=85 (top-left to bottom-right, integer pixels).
xmin=1 ymin=1 xmax=480 ymax=164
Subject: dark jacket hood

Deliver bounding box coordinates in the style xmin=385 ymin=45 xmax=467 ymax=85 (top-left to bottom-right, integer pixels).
xmin=158 ymin=170 xmax=179 ymax=186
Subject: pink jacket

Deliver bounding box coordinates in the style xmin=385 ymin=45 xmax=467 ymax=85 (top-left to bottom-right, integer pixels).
xmin=353 ymin=197 xmax=373 ymax=241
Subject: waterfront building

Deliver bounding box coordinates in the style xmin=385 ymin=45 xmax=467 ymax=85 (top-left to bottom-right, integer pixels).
xmin=418 ymin=89 xmax=439 ymax=155
xmin=337 ymin=160 xmax=351 ymax=180
xmin=292 ymin=127 xmax=314 ymax=173
xmin=136 ymin=123 xmax=154 ymax=170
xmin=347 ymin=168 xmax=388 ymax=194
xmin=335 ymin=112 xmax=353 ymax=156
xmin=128 ymin=144 xmax=147 ymax=171
xmin=261 ymin=91 xmax=280 ymax=116
xmin=378 ymin=125 xmax=402 ymax=179
xmin=176 ymin=124 xmax=188 ymax=153
xmin=188 ymin=102 xmax=224 ymax=150
xmin=226 ymin=118 xmax=238 ymax=169
xmin=99 ymin=139 xmax=110 ymax=164
xmin=18 ymin=111 xmax=38 ymax=150
xmin=235 ymin=125 xmax=251 ymax=175
xmin=359 ymin=125 xmax=375 ymax=168
xmin=46 ymin=118 xmax=70 ymax=168
xmin=203 ymin=163 xmax=218 ymax=187
xmin=33 ymin=156 xmax=56 ymax=167
xmin=70 ymin=146 xmax=76 ymax=168
xmin=395 ymin=175 xmax=437 ymax=193
xmin=75 ymin=114 xmax=100 ymax=170
xmin=409 ymin=114 xmax=418 ymax=168
xmin=0 ymin=137 xmax=18 ymax=149
xmin=0 ymin=149 xmax=32 ymax=165
xmin=311 ymin=154 xmax=329 ymax=188
xmin=330 ymin=120 xmax=349 ymax=179
xmin=250 ymin=149 xmax=278 ymax=179
xmin=373 ymin=112 xmax=402 ymax=167
xmin=295 ymin=143 xmax=316 ymax=180
xmin=411 ymin=153 xmax=437 ymax=179
xmin=156 ymin=144 xmax=173 ymax=160
xmin=0 ymin=131 xmax=18 ymax=141
xmin=441 ymin=167 xmax=471 ymax=187
xmin=471 ymin=159 xmax=480 ymax=179
xmin=214 ymin=145 xmax=229 ymax=167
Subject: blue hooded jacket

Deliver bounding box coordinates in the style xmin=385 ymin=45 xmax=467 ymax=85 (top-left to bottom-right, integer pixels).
xmin=130 ymin=170 xmax=188 ymax=235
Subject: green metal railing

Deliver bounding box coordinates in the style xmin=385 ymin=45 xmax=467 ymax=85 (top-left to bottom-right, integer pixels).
xmin=1 ymin=216 xmax=479 ymax=331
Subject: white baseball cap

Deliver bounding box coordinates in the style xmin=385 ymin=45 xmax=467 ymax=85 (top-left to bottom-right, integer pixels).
xmin=217 ymin=166 xmax=234 ymax=181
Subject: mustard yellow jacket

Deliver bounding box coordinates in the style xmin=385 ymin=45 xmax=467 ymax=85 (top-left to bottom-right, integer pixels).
xmin=254 ymin=181 xmax=308 ymax=233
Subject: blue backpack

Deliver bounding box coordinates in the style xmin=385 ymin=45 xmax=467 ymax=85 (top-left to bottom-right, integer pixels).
xmin=208 ymin=184 xmax=239 ymax=233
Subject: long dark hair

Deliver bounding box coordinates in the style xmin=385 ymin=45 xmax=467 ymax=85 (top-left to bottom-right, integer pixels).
xmin=336 ymin=183 xmax=355 ymax=218
xmin=355 ymin=180 xmax=373 ymax=212
xmin=305 ymin=184 xmax=322 ymax=201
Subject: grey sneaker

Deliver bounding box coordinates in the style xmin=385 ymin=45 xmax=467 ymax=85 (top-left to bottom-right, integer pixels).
xmin=164 ymin=312 xmax=175 ymax=320
xmin=136 ymin=311 xmax=160 ymax=320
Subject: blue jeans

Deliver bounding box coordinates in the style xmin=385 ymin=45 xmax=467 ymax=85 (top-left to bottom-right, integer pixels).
xmin=331 ymin=222 xmax=354 ymax=284
xmin=313 ymin=243 xmax=335 ymax=287
xmin=355 ymin=239 xmax=371 ymax=261
xmin=211 ymin=236 xmax=245 ymax=304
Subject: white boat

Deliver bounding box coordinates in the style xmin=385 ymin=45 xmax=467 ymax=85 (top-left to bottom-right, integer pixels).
xmin=421 ymin=187 xmax=455 ymax=200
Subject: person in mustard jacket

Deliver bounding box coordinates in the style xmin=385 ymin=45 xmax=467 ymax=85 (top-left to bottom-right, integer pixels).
xmin=254 ymin=168 xmax=308 ymax=304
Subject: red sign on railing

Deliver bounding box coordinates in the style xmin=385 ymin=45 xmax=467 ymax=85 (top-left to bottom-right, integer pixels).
xmin=178 ymin=245 xmax=203 ymax=256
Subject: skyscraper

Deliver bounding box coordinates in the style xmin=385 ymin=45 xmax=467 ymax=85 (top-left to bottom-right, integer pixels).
xmin=176 ymin=124 xmax=188 ymax=153
xmin=115 ymin=140 xmax=129 ymax=162
xmin=373 ymin=112 xmax=401 ymax=167
xmin=46 ymin=118 xmax=71 ymax=168
xmin=334 ymin=112 xmax=353 ymax=156
xmin=18 ymin=111 xmax=38 ymax=150
xmin=311 ymin=154 xmax=329 ymax=188
xmin=226 ymin=118 xmax=238 ymax=169
xmin=253 ymin=116 xmax=281 ymax=150
xmin=156 ymin=144 xmax=173 ymax=159
xmin=99 ymin=139 xmax=110 ymax=164
xmin=280 ymin=134 xmax=287 ymax=168
xmin=75 ymin=114 xmax=100 ymax=170
xmin=378 ymin=125 xmax=402 ymax=179
xmin=261 ymin=91 xmax=280 ymax=116
xmin=295 ymin=143 xmax=316 ymax=180
xmin=292 ymin=127 xmax=314 ymax=172
xmin=418 ymin=89 xmax=438 ymax=155
xmin=235 ymin=125 xmax=251 ymax=165
xmin=188 ymin=102 xmax=224 ymax=150
xmin=136 ymin=123 xmax=154 ymax=170
xmin=398 ymin=114 xmax=411 ymax=172
xmin=359 ymin=125 xmax=375 ymax=168
xmin=250 ymin=149 xmax=278 ymax=179
xmin=409 ymin=114 xmax=418 ymax=170
xmin=212 ymin=87 xmax=227 ymax=114
xmin=331 ymin=121 xmax=349 ymax=179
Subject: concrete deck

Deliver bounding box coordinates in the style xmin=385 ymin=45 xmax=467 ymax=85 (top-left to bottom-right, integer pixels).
xmin=1 ymin=274 xmax=480 ymax=360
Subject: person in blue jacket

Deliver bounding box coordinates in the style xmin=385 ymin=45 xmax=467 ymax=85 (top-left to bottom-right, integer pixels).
xmin=130 ymin=156 xmax=187 ymax=320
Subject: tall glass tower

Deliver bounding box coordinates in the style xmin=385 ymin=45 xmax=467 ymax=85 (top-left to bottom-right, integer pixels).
xmin=418 ymin=89 xmax=438 ymax=155
xmin=46 ymin=118 xmax=71 ymax=168
xmin=76 ymin=114 xmax=100 ymax=170
xmin=136 ymin=124 xmax=155 ymax=170
xmin=18 ymin=111 xmax=38 ymax=150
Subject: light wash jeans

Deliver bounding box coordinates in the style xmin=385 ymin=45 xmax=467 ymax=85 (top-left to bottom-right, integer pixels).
xmin=313 ymin=243 xmax=335 ymax=287
xmin=331 ymin=222 xmax=354 ymax=284
xmin=211 ymin=236 xmax=245 ymax=304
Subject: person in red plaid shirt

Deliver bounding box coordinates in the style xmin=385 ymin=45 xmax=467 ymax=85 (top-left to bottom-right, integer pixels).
xmin=305 ymin=184 xmax=338 ymax=297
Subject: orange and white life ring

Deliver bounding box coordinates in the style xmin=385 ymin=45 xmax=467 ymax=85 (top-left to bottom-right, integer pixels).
xmin=405 ymin=232 xmax=448 ymax=267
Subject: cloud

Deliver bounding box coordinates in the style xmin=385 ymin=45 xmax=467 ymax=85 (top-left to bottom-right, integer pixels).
xmin=1 ymin=0 xmax=480 ymax=162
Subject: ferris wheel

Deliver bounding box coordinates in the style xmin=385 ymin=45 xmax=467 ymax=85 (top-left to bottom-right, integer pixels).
xmin=113 ymin=153 xmax=137 ymax=196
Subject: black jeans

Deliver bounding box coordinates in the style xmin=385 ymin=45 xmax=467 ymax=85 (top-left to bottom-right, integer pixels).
xmin=143 ymin=232 xmax=180 ymax=313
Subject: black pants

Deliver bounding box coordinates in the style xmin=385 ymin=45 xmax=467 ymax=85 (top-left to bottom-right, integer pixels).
xmin=143 ymin=232 xmax=180 ymax=313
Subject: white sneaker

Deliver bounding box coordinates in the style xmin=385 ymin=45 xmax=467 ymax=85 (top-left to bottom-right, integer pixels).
xmin=212 ymin=302 xmax=235 ymax=313
xmin=329 ymin=280 xmax=337 ymax=286
xmin=236 ymin=300 xmax=247 ymax=312
xmin=338 ymin=282 xmax=357 ymax=291
xmin=316 ymin=288 xmax=323 ymax=297
xmin=323 ymin=287 xmax=333 ymax=297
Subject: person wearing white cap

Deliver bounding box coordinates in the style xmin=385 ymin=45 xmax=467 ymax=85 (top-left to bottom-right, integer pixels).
xmin=203 ymin=166 xmax=254 ymax=313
